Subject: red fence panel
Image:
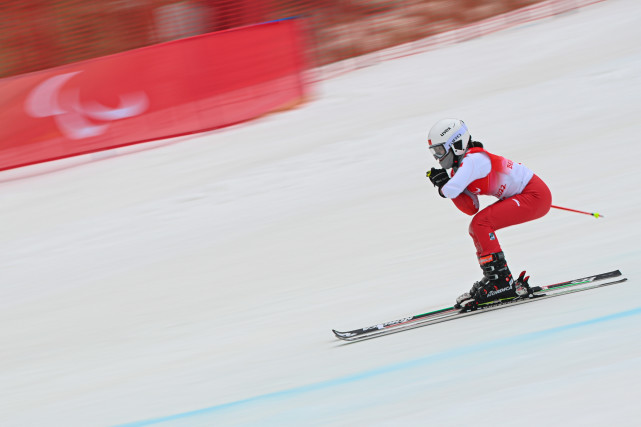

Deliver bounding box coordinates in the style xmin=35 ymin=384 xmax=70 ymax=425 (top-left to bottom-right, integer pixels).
xmin=0 ymin=19 xmax=308 ymax=171
xmin=2 ymin=1 xmax=553 ymax=80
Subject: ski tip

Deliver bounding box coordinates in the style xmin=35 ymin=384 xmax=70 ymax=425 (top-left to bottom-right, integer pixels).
xmin=332 ymin=329 xmax=356 ymax=339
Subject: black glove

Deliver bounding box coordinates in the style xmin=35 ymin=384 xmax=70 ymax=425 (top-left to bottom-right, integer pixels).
xmin=427 ymin=167 xmax=449 ymax=196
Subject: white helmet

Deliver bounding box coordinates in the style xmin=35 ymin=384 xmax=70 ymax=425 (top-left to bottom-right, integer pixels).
xmin=427 ymin=118 xmax=471 ymax=169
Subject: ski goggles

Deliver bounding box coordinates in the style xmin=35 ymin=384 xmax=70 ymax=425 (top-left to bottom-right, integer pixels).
xmin=428 ymin=142 xmax=448 ymax=159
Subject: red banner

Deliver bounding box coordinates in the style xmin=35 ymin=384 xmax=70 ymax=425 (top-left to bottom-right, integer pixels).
xmin=0 ymin=19 xmax=308 ymax=171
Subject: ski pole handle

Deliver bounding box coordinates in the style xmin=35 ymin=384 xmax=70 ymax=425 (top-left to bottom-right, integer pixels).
xmin=551 ymin=204 xmax=603 ymax=218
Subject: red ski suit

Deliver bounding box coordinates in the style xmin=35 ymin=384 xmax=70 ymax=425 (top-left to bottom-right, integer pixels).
xmin=442 ymin=147 xmax=552 ymax=257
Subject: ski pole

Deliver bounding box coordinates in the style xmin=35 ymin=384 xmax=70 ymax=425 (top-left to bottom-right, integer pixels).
xmin=551 ymin=205 xmax=603 ymax=218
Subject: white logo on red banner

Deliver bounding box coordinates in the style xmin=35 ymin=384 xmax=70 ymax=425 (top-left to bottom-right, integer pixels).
xmin=25 ymin=71 xmax=149 ymax=140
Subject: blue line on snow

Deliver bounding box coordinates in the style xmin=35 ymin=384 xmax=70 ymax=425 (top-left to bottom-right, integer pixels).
xmin=116 ymin=306 xmax=641 ymax=427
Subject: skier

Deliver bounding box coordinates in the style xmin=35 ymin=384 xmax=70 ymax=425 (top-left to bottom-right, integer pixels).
xmin=426 ymin=118 xmax=552 ymax=308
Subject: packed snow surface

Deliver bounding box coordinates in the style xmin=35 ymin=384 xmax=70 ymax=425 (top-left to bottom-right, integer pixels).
xmin=1 ymin=0 xmax=640 ymax=425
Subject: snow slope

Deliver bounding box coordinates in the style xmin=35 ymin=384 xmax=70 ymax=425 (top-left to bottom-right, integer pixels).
xmin=1 ymin=0 xmax=640 ymax=425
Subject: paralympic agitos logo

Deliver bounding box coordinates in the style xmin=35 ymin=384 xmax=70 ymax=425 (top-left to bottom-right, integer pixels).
xmin=24 ymin=71 xmax=149 ymax=140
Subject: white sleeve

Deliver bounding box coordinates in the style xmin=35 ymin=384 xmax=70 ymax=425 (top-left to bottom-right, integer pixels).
xmin=441 ymin=153 xmax=491 ymax=199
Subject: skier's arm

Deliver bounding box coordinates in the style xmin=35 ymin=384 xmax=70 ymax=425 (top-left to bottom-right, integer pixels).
xmin=441 ymin=153 xmax=491 ymax=199
xmin=451 ymin=189 xmax=479 ymax=215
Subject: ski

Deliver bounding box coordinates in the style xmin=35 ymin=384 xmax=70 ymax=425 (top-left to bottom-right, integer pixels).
xmin=333 ymin=270 xmax=625 ymax=342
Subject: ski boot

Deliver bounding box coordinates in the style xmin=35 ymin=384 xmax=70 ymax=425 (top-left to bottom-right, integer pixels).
xmin=455 ymin=251 xmax=520 ymax=308
xmin=473 ymin=251 xmax=516 ymax=302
